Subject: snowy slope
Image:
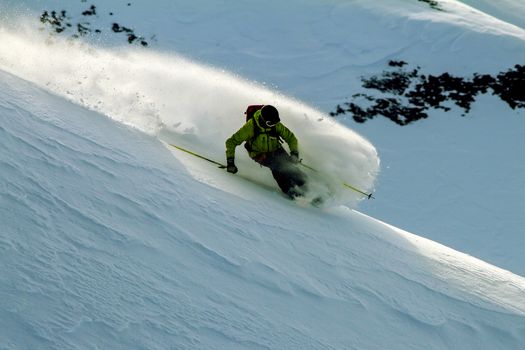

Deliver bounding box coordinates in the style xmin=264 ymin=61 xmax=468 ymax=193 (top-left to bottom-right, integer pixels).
xmin=455 ymin=0 xmax=525 ymax=29
xmin=2 ymin=67 xmax=525 ymax=350
xmin=2 ymin=0 xmax=525 ymax=348
xmin=1 ymin=0 xmax=524 ymax=274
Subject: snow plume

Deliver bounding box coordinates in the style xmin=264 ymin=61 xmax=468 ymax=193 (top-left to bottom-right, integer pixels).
xmin=0 ymin=23 xmax=379 ymax=206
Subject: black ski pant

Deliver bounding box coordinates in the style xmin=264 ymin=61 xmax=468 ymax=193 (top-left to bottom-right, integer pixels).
xmin=252 ymin=148 xmax=307 ymax=198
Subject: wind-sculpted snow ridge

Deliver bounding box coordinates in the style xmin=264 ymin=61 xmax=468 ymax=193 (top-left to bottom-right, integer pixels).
xmin=455 ymin=0 xmax=525 ymax=30
xmin=0 ymin=24 xmax=379 ymax=207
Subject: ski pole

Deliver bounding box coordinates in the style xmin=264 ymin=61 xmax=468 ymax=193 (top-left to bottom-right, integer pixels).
xmin=298 ymin=161 xmax=317 ymax=172
xmin=168 ymin=143 xmax=226 ymax=168
xmin=298 ymin=161 xmax=374 ymax=199
xmin=342 ymin=182 xmax=375 ymax=199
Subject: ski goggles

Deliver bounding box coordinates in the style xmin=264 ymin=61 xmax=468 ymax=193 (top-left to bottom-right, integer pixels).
xmin=255 ymin=109 xmax=279 ymax=127
xmin=264 ymin=119 xmax=278 ymax=127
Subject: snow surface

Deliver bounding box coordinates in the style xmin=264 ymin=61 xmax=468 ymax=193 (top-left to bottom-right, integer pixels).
xmin=2 ymin=66 xmax=525 ymax=349
xmin=1 ymin=0 xmax=525 ymax=349
xmin=455 ymin=0 xmax=525 ymax=30
xmin=1 ymin=0 xmax=524 ymax=274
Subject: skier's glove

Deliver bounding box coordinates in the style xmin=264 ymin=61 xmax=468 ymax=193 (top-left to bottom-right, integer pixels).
xmin=226 ymin=158 xmax=238 ymax=174
xmin=290 ymin=151 xmax=300 ymax=164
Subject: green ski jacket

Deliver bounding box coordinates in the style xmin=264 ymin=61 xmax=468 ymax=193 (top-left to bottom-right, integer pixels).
xmin=225 ymin=110 xmax=298 ymax=160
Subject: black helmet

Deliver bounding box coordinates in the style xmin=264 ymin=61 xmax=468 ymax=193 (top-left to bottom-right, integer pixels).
xmin=260 ymin=105 xmax=280 ymax=127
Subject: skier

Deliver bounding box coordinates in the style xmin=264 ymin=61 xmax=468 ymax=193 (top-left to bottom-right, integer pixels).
xmin=225 ymin=105 xmax=307 ymax=199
